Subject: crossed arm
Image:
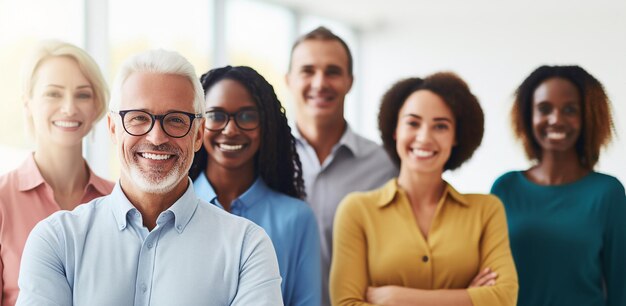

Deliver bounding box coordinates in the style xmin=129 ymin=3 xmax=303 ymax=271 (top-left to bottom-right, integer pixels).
xmin=330 ymin=196 xmax=518 ymax=306
xmin=365 ymin=268 xmax=497 ymax=306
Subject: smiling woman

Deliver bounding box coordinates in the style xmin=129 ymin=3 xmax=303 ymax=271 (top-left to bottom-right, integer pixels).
xmin=531 ymin=77 xmax=582 ymax=154
xmin=491 ymin=65 xmax=626 ymax=306
xmin=0 ymin=40 xmax=114 ymax=306
xmin=188 ymin=65 xmax=321 ymax=306
xmin=330 ymin=72 xmax=518 ymax=306
xmin=0 ymin=0 xmax=84 ymax=175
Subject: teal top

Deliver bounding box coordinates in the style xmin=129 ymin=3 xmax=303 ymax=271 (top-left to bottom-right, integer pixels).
xmin=491 ymin=171 xmax=626 ymax=306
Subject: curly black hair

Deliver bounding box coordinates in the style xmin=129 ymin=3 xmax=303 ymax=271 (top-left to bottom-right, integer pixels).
xmin=512 ymin=65 xmax=614 ymax=169
xmin=189 ymin=66 xmax=305 ymax=199
xmin=378 ymin=72 xmax=484 ymax=170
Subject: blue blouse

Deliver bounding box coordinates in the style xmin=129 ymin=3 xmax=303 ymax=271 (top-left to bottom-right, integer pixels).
xmin=491 ymin=171 xmax=626 ymax=306
xmin=194 ymin=174 xmax=321 ymax=306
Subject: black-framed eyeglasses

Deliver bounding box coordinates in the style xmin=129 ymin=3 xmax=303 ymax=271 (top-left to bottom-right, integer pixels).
xmin=205 ymin=109 xmax=260 ymax=131
xmin=113 ymin=109 xmax=203 ymax=138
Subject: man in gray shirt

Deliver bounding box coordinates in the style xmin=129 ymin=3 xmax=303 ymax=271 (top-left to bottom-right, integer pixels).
xmin=285 ymin=26 xmax=398 ymax=306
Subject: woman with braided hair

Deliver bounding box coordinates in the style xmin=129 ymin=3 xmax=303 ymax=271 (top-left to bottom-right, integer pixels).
xmin=189 ymin=65 xmax=321 ymax=306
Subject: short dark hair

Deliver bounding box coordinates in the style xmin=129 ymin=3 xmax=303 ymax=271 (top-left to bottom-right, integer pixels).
xmin=512 ymin=65 xmax=614 ymax=169
xmin=189 ymin=66 xmax=305 ymax=199
xmin=288 ymin=26 xmax=353 ymax=76
xmin=378 ymin=72 xmax=484 ymax=170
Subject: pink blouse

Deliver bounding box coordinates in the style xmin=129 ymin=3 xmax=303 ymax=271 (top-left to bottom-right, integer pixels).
xmin=0 ymin=154 xmax=114 ymax=306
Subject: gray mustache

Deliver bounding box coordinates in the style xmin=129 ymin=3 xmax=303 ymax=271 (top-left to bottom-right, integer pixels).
xmin=133 ymin=143 xmax=182 ymax=155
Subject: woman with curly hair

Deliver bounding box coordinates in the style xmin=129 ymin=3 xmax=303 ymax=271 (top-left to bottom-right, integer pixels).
xmin=491 ymin=65 xmax=625 ymax=306
xmin=189 ymin=65 xmax=320 ymax=306
xmin=330 ymin=72 xmax=518 ymax=306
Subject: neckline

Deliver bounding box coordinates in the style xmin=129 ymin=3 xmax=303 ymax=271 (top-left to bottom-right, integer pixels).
xmin=516 ymin=170 xmax=594 ymax=189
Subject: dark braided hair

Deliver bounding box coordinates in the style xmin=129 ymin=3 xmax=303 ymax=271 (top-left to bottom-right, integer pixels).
xmin=189 ymin=65 xmax=306 ymax=199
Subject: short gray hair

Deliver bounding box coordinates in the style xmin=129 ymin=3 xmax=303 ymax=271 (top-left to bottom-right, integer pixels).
xmin=109 ymin=49 xmax=204 ymax=114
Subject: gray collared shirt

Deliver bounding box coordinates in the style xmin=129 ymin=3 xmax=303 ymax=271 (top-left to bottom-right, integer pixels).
xmin=294 ymin=124 xmax=398 ymax=306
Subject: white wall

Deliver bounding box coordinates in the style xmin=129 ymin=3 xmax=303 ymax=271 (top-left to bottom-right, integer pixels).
xmin=354 ymin=4 xmax=626 ymax=193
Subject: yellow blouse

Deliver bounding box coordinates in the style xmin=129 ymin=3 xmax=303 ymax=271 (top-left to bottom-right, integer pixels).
xmin=330 ymin=179 xmax=518 ymax=306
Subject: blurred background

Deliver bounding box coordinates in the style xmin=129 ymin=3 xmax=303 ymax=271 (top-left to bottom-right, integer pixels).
xmin=1 ymin=0 xmax=624 ymax=192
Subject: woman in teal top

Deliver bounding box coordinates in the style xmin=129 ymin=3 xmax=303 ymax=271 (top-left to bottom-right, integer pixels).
xmin=491 ymin=65 xmax=626 ymax=306
xmin=189 ymin=66 xmax=321 ymax=306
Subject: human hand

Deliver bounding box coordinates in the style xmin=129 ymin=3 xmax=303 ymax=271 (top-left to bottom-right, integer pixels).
xmin=366 ymin=285 xmax=405 ymax=305
xmin=469 ymin=267 xmax=497 ymax=287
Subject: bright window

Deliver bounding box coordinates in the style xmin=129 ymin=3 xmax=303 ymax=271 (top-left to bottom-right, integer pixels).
xmin=104 ymin=0 xmax=214 ymax=179
xmin=0 ymin=0 xmax=358 ymax=176
xmin=225 ymin=0 xmax=295 ymax=115
xmin=0 ymin=0 xmax=84 ymax=174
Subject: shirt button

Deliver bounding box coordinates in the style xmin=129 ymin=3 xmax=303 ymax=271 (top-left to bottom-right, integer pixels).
xmin=140 ymin=284 xmax=147 ymax=292
xmin=176 ymin=225 xmax=182 ymax=230
xmin=147 ymin=242 xmax=153 ymax=249
xmin=422 ymin=255 xmax=429 ymax=263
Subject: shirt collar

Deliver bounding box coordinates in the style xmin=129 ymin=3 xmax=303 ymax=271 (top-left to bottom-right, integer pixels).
xmin=110 ymin=183 xmax=137 ymax=231
xmin=87 ymin=171 xmax=114 ymax=196
xmin=193 ymin=173 xmax=268 ymax=211
xmin=376 ymin=178 xmax=469 ymax=208
xmin=445 ymin=183 xmax=469 ymax=206
xmin=111 ymin=178 xmax=199 ymax=233
xmin=337 ymin=124 xmax=361 ymax=157
xmin=17 ymin=154 xmax=46 ymax=191
xmin=193 ymin=173 xmax=219 ymax=207
xmin=293 ymin=122 xmax=361 ymax=157
xmin=17 ymin=153 xmax=111 ymax=195
xmin=166 ymin=178 xmax=200 ymax=233
xmin=237 ymin=177 xmax=269 ymax=209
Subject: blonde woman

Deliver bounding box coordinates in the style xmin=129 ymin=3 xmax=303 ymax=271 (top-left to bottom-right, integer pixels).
xmin=0 ymin=40 xmax=113 ymax=306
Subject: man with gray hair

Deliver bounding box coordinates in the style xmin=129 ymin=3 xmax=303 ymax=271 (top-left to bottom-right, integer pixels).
xmin=16 ymin=49 xmax=283 ymax=306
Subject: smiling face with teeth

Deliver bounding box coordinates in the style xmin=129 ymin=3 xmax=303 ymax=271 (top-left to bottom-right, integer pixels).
xmin=395 ymin=90 xmax=456 ymax=176
xmin=26 ymin=56 xmax=98 ymax=148
xmin=286 ymin=39 xmax=353 ymax=127
xmin=532 ymin=77 xmax=582 ymax=157
xmin=109 ymin=72 xmax=203 ymax=196
xmin=203 ymin=79 xmax=261 ymax=174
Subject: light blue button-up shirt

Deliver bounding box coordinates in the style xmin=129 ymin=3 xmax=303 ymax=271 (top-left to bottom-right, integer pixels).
xmin=193 ymin=175 xmax=320 ymax=306
xmin=294 ymin=124 xmax=399 ymax=306
xmin=16 ymin=179 xmax=283 ymax=306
